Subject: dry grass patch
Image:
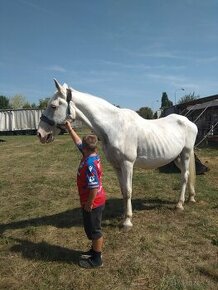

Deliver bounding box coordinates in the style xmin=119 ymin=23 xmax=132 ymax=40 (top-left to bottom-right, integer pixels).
xmin=0 ymin=134 xmax=217 ymax=290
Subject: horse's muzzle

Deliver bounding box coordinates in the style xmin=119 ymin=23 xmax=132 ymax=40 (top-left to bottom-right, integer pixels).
xmin=37 ymin=132 xmax=54 ymax=144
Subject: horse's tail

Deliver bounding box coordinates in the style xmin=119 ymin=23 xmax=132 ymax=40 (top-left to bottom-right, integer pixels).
xmin=188 ymin=149 xmax=196 ymax=200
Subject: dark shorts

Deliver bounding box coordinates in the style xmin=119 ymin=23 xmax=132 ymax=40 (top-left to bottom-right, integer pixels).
xmin=82 ymin=205 xmax=104 ymax=240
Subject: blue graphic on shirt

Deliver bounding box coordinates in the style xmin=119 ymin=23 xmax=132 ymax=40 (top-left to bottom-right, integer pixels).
xmin=86 ymin=156 xmax=99 ymax=189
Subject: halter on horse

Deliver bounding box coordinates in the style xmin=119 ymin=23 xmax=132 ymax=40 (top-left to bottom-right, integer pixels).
xmin=40 ymin=85 xmax=75 ymax=129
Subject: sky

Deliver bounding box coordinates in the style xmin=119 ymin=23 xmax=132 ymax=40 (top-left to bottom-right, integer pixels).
xmin=0 ymin=0 xmax=218 ymax=111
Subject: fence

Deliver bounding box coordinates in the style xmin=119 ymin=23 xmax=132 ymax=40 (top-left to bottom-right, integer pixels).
xmin=0 ymin=109 xmax=83 ymax=135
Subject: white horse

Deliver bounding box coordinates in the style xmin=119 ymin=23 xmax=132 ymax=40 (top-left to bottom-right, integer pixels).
xmin=37 ymin=79 xmax=198 ymax=229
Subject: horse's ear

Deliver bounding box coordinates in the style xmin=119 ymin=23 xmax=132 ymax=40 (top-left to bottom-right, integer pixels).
xmin=63 ymin=83 xmax=68 ymax=89
xmin=67 ymin=89 xmax=72 ymax=103
xmin=53 ymin=79 xmax=62 ymax=92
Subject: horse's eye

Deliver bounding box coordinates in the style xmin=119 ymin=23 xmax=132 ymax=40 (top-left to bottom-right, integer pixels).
xmin=51 ymin=104 xmax=57 ymax=109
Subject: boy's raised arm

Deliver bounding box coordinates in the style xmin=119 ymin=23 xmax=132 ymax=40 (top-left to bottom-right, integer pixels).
xmin=65 ymin=121 xmax=82 ymax=145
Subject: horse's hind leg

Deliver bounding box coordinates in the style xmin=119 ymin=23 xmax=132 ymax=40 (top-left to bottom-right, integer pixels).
xmin=115 ymin=161 xmax=134 ymax=229
xmin=174 ymin=150 xmax=191 ymax=210
xmin=187 ymin=149 xmax=196 ymax=203
xmin=174 ymin=149 xmax=196 ymax=207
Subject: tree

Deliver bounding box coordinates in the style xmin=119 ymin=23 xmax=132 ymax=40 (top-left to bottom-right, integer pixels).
xmin=177 ymin=92 xmax=199 ymax=104
xmin=161 ymin=92 xmax=173 ymax=109
xmin=0 ymin=95 xmax=10 ymax=109
xmin=136 ymin=107 xmax=153 ymax=119
xmin=31 ymin=103 xmax=37 ymax=109
xmin=23 ymin=102 xmax=32 ymax=109
xmin=38 ymin=98 xmax=50 ymax=109
xmin=10 ymin=95 xmax=27 ymax=109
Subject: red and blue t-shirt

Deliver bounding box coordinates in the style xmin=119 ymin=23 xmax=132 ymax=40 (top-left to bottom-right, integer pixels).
xmin=76 ymin=143 xmax=106 ymax=208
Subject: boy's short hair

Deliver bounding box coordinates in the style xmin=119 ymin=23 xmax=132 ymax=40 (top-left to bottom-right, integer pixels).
xmin=82 ymin=134 xmax=98 ymax=152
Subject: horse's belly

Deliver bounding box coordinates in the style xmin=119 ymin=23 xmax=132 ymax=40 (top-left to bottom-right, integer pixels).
xmin=135 ymin=156 xmax=175 ymax=169
xmin=136 ymin=130 xmax=185 ymax=169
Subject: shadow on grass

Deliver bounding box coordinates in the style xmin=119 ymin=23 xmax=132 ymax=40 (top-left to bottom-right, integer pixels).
xmin=0 ymin=208 xmax=82 ymax=234
xmin=0 ymin=197 xmax=175 ymax=234
xmin=2 ymin=198 xmax=175 ymax=265
xmin=9 ymin=237 xmax=81 ymax=265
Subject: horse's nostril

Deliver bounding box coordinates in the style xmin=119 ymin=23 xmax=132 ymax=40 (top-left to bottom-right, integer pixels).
xmin=46 ymin=133 xmax=53 ymax=143
xmin=37 ymin=132 xmax=41 ymax=138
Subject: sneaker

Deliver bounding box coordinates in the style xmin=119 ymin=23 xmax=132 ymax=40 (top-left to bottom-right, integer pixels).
xmin=81 ymin=249 xmax=103 ymax=259
xmin=78 ymin=256 xmax=103 ymax=269
xmin=80 ymin=248 xmax=94 ymax=259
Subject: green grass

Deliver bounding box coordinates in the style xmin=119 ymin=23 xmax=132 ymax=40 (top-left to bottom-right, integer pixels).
xmin=0 ymin=133 xmax=218 ymax=290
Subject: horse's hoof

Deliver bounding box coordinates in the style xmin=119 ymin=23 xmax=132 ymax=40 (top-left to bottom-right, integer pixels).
xmin=122 ymin=219 xmax=133 ymax=231
xmin=188 ymin=198 xmax=196 ymax=203
xmin=175 ymin=205 xmax=184 ymax=211
xmin=122 ymin=224 xmax=133 ymax=232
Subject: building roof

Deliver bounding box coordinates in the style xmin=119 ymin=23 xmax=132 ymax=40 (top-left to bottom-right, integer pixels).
xmin=162 ymin=94 xmax=218 ymax=116
xmin=176 ymin=94 xmax=218 ymax=110
xmin=187 ymin=99 xmax=218 ymax=110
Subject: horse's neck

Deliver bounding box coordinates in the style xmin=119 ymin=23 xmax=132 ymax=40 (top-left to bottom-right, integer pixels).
xmin=74 ymin=91 xmax=117 ymax=138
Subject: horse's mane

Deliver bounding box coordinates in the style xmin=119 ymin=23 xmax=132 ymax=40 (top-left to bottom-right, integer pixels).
xmin=71 ymin=87 xmax=120 ymax=111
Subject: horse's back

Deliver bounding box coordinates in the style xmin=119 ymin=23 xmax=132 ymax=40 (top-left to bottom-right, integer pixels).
xmin=102 ymin=110 xmax=197 ymax=169
xmin=145 ymin=114 xmax=197 ymax=142
xmin=164 ymin=114 xmax=198 ymax=145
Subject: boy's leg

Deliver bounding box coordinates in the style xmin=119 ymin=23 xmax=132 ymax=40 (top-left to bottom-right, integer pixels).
xmin=79 ymin=206 xmax=104 ymax=268
xmin=91 ymin=205 xmax=104 ymax=255
xmin=92 ymin=236 xmax=103 ymax=253
xmin=80 ymin=209 xmax=94 ymax=258
xmin=81 ymin=236 xmax=103 ymax=259
xmin=82 ymin=205 xmax=104 ymax=243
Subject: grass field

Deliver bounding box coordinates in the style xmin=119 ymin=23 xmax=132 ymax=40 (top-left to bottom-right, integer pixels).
xmin=0 ymin=132 xmax=217 ymax=290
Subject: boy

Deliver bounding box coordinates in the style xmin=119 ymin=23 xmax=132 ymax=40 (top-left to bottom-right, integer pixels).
xmin=65 ymin=121 xmax=106 ymax=268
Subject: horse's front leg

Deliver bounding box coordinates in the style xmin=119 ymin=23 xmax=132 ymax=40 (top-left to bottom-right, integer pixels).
xmin=116 ymin=161 xmax=134 ymax=229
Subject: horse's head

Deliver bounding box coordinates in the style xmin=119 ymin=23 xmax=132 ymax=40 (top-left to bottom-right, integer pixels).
xmin=37 ymin=79 xmax=76 ymax=144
